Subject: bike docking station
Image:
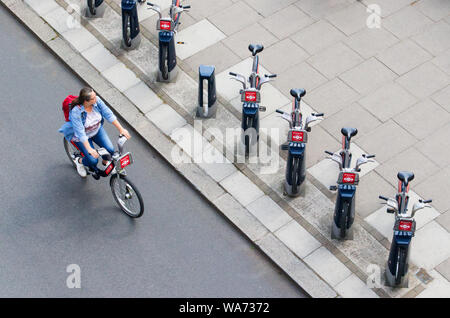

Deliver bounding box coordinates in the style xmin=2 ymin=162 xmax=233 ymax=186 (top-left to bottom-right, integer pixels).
xmin=121 ymin=0 xmax=142 ymax=50
xmin=277 ymin=89 xmax=324 ymax=197
xmin=84 ymin=0 xmax=106 ymax=18
xmin=196 ymin=65 xmax=217 ymax=119
xmin=148 ymin=1 xmax=190 ymax=83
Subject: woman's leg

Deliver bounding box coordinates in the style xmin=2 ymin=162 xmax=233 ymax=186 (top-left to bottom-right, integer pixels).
xmin=73 ymin=139 xmax=99 ymax=171
xmin=92 ymin=125 xmax=115 ymax=160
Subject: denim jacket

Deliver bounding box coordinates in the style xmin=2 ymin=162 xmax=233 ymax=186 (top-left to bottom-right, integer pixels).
xmin=59 ymin=96 xmax=117 ymax=142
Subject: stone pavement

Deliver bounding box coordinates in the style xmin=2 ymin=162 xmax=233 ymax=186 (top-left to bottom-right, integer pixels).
xmin=8 ymin=0 xmax=450 ymax=297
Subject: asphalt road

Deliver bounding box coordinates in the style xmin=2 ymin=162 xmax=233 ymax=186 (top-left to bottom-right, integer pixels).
xmin=0 ymin=5 xmax=306 ymax=297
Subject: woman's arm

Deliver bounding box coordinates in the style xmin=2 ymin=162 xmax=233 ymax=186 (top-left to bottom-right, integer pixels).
xmin=112 ymin=120 xmax=131 ymax=139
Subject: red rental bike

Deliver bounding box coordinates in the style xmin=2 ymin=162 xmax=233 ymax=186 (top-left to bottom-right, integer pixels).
xmin=63 ymin=135 xmax=144 ymax=218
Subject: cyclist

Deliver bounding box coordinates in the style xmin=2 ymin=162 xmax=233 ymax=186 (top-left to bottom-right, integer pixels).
xmin=59 ymin=87 xmax=131 ymax=178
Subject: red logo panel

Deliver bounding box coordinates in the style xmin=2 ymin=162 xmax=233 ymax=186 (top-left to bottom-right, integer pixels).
xmin=342 ymin=173 xmax=356 ymax=184
xmin=120 ymin=155 xmax=131 ymax=169
xmin=291 ymin=131 xmax=304 ymax=142
xmin=399 ymin=220 xmax=413 ymax=232
xmin=160 ymin=20 xmax=171 ymax=30
xmin=244 ymin=91 xmax=257 ymax=102
xmin=105 ymin=162 xmax=114 ymax=175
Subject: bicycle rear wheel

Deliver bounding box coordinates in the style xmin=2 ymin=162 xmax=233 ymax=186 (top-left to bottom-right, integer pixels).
xmin=110 ymin=174 xmax=144 ymax=218
xmin=63 ymin=136 xmax=80 ymax=168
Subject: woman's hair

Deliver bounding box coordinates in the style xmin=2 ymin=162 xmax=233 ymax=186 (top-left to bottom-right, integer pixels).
xmin=70 ymin=87 xmax=94 ymax=110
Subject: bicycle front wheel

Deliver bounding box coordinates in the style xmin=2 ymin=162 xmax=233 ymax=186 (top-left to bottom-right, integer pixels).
xmin=110 ymin=174 xmax=144 ymax=218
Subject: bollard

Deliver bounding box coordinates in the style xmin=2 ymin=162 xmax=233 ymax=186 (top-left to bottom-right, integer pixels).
xmin=196 ymin=65 xmax=217 ymax=118
xmin=85 ymin=0 xmax=106 ymax=18
xmin=121 ymin=0 xmax=141 ymax=50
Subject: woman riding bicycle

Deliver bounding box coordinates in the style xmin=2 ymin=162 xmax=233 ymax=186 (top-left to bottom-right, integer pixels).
xmin=59 ymin=87 xmax=131 ymax=178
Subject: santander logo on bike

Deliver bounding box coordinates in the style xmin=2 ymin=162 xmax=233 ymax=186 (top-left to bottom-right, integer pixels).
xmin=245 ymin=91 xmax=257 ymax=102
xmin=291 ymin=131 xmax=304 ymax=142
xmin=342 ymin=173 xmax=356 ymax=184
xmin=399 ymin=220 xmax=413 ymax=231
xmin=160 ymin=20 xmax=171 ymax=30
xmin=120 ymin=155 xmax=131 ymax=169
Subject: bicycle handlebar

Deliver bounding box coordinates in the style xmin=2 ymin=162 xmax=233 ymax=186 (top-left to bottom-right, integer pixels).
xmin=229 ymin=72 xmax=237 ymax=76
xmin=324 ymin=150 xmax=333 ymax=156
xmin=276 ymin=109 xmax=284 ymax=114
xmin=379 ymin=195 xmax=388 ymax=201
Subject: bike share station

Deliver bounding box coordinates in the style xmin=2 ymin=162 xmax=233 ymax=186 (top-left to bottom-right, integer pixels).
xmin=84 ymin=0 xmax=106 ymax=18
xmin=55 ymin=0 xmax=440 ymax=289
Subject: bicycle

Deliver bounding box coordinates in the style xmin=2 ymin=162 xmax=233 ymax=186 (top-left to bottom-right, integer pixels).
xmin=63 ymin=135 xmax=144 ymax=218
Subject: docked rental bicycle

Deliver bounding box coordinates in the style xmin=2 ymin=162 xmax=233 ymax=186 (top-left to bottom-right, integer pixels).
xmin=325 ymin=128 xmax=375 ymax=239
xmin=63 ymin=135 xmax=144 ymax=218
xmin=379 ymin=172 xmax=432 ymax=287
xmin=147 ymin=0 xmax=190 ymax=81
xmin=229 ymin=44 xmax=277 ymax=155
xmin=276 ymin=89 xmax=324 ymax=196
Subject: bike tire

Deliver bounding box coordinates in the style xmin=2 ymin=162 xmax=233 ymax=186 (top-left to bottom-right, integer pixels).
xmin=245 ymin=116 xmax=253 ymax=155
xmin=291 ymin=157 xmax=299 ymax=194
xmin=339 ymin=202 xmax=348 ymax=238
xmin=110 ymin=174 xmax=144 ymax=218
xmin=161 ymin=45 xmax=169 ymax=80
xmin=395 ymin=248 xmax=406 ymax=285
xmin=123 ymin=14 xmax=131 ymax=47
xmin=63 ymin=136 xmax=79 ymax=168
xmin=88 ymin=0 xmax=96 ymax=15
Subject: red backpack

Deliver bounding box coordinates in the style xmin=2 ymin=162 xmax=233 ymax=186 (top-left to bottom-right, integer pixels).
xmin=62 ymin=95 xmax=78 ymax=122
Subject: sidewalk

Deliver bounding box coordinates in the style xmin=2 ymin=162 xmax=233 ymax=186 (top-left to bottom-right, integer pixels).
xmin=7 ymin=0 xmax=450 ymax=297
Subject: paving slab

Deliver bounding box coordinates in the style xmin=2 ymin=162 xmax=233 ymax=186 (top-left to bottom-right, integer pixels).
xmin=24 ymin=0 xmax=59 ymax=16
xmin=259 ymin=4 xmax=313 ymax=40
xmin=221 ymin=22 xmax=278 ymax=59
xmin=291 ymin=20 xmax=346 ymax=55
xmin=414 ymin=166 xmax=450 ymax=213
xmin=81 ymin=43 xmax=120 ymax=73
xmin=376 ymin=39 xmax=433 ymax=76
xmin=417 ymin=270 xmax=450 ymax=298
xmin=432 ymin=85 xmax=450 ymax=112
xmin=146 ymin=103 xmax=187 ymax=136
xmin=245 ymin=0 xmax=298 ymax=18
xmin=436 ymin=211 xmax=450 ymax=233
xmin=412 ymin=21 xmax=450 ymax=56
xmin=335 ymin=274 xmax=379 ymax=298
xmin=304 ymin=246 xmax=352 ymax=287
xmin=357 ymin=120 xmax=417 ymax=163
xmin=394 ymin=99 xmax=450 ymax=140
xmin=304 ymin=78 xmax=359 ymax=116
xmin=383 ymin=5 xmax=434 ymax=39
xmin=359 ymin=81 xmax=418 ymax=122
xmin=326 ymin=1 xmax=368 ymax=36
xmin=416 ymin=123 xmax=450 ymax=169
xmin=186 ymin=0 xmax=234 ymax=21
xmin=361 ymin=0 xmax=413 ymax=18
xmin=339 ymin=57 xmax=397 ymax=95
xmin=219 ymin=171 xmax=264 ymax=207
xmin=435 ymin=258 xmax=450 ymax=282
xmin=320 ymin=102 xmax=382 ymax=140
xmin=101 ymin=63 xmax=141 ymax=92
xmin=176 ymin=19 xmax=226 ymax=60
xmin=213 ymin=193 xmax=269 ymax=242
xmin=258 ymin=38 xmax=309 ymax=74
xmin=295 ymin=0 xmax=351 ymax=20
xmin=208 ymin=1 xmax=261 ymax=36
xmin=255 ymin=233 xmax=337 ymax=298
xmin=375 ymin=147 xmax=440 ymax=188
xmin=246 ymin=196 xmax=292 ymax=232
xmin=432 ymin=49 xmax=450 ymax=76
xmin=416 ymin=0 xmax=450 ymax=21
xmin=410 ymin=221 xmax=450 ymax=270
xmin=307 ymin=42 xmax=364 ymax=79
xmin=43 ymin=6 xmax=72 ymax=34
xmin=274 ymin=220 xmax=321 ymax=259
xmin=124 ymin=81 xmax=163 ymax=115
xmin=344 ymin=27 xmax=399 ymax=60
xmin=61 ymin=26 xmax=100 ymax=53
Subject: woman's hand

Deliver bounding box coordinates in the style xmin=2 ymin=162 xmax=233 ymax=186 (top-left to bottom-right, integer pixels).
xmin=119 ymin=128 xmax=131 ymax=140
xmin=88 ymin=148 xmax=99 ymax=159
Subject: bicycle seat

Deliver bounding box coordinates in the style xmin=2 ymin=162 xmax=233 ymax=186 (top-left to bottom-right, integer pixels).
xmin=397 ymin=171 xmax=414 ymax=186
xmin=248 ymin=44 xmax=264 ymax=56
xmin=290 ymin=88 xmax=306 ymax=101
xmin=341 ymin=127 xmax=358 ymax=139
